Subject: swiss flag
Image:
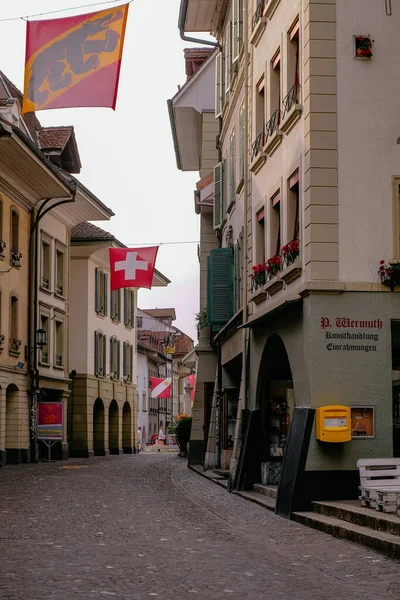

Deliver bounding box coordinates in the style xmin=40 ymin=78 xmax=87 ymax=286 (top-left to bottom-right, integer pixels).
xmin=109 ymin=247 xmax=159 ymax=291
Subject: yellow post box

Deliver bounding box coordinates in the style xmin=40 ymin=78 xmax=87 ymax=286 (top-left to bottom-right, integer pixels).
xmin=315 ymin=405 xmax=351 ymax=443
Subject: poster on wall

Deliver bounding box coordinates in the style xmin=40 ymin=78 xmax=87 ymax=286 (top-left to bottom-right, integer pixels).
xmin=37 ymin=403 xmax=63 ymax=440
xmin=351 ymin=406 xmax=375 ymax=438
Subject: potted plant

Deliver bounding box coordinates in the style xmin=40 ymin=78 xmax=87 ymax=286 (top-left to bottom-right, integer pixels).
xmin=282 ymin=239 xmax=299 ymax=266
xmin=266 ymin=254 xmax=281 ymax=278
xmin=378 ymin=260 xmax=400 ymax=291
xmin=355 ymin=35 xmax=374 ymax=58
xmin=175 ymin=413 xmax=192 ymax=457
xmin=251 ymin=264 xmax=266 ymax=290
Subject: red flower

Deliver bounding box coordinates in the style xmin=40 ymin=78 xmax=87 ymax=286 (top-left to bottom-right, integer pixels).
xmin=252 ymin=266 xmax=258 ymax=271
xmin=282 ymin=245 xmax=287 ymax=255
xmin=265 ymin=265 xmax=271 ymax=273
xmin=357 ymin=35 xmax=364 ymax=41
xmin=380 ymin=260 xmax=385 ymax=264
xmin=387 ymin=269 xmax=393 ymax=275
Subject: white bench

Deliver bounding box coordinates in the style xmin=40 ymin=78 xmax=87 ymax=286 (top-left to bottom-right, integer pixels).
xmin=357 ymin=458 xmax=400 ymax=511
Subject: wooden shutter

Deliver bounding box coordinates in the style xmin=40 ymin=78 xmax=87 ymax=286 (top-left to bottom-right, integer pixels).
xmin=103 ymin=335 xmax=107 ymax=376
xmin=215 ymin=52 xmax=223 ymax=118
xmin=239 ymin=103 xmax=245 ymax=180
xmin=123 ymin=289 xmax=128 ymax=324
xmin=104 ymin=274 xmax=108 ymax=316
xmin=232 ymin=0 xmax=242 ymax=63
xmin=110 ymin=338 xmax=114 ymax=377
xmin=95 ymin=268 xmax=101 ymax=312
xmin=111 ymin=291 xmax=115 ymax=319
xmin=130 ymin=344 xmax=133 ymax=383
xmin=233 ymin=242 xmax=240 ymax=313
xmin=94 ymin=330 xmax=99 ymax=375
xmin=213 ymin=162 xmax=223 ymax=230
xmin=207 ymin=248 xmax=234 ymax=327
xmin=230 ymin=130 xmax=236 ymax=206
xmin=117 ymin=340 xmax=121 ymax=379
xmin=117 ymin=289 xmax=121 ymax=321
xmin=130 ymin=291 xmax=135 ymax=328
xmin=123 ymin=343 xmax=127 ymax=377
xmin=225 ymin=22 xmax=232 ymax=93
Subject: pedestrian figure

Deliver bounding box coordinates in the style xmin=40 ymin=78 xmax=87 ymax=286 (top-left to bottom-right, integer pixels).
xmin=158 ymin=426 xmax=165 ymax=443
xmin=137 ymin=426 xmax=143 ymax=453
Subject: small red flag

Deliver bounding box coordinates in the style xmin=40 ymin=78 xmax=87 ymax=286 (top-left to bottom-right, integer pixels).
xmin=23 ymin=4 xmax=129 ymax=113
xmin=109 ymin=247 xmax=159 ymax=291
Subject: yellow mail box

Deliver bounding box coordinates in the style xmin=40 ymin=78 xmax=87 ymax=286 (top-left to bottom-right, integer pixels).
xmin=316 ymin=405 xmax=351 ymax=443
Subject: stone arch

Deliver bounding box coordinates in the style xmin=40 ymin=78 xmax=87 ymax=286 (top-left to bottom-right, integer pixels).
xmin=109 ymin=400 xmax=120 ymax=454
xmin=5 ymin=384 xmax=19 ymax=463
xmin=122 ymin=401 xmax=132 ymax=453
xmin=256 ymin=334 xmax=294 ymax=484
xmin=93 ymin=397 xmax=105 ymax=456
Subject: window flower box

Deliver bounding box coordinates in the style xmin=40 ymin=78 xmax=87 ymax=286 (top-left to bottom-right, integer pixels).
xmin=354 ymin=35 xmax=374 ymax=59
xmin=378 ymin=260 xmax=400 ymax=291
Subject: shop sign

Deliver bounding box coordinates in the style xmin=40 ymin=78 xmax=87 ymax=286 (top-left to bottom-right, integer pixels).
xmin=319 ymin=316 xmax=382 ymax=353
xmin=37 ymin=403 xmax=63 ymax=440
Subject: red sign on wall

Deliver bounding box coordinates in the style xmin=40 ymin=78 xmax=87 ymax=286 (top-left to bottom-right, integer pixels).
xmin=38 ymin=403 xmax=63 ymax=440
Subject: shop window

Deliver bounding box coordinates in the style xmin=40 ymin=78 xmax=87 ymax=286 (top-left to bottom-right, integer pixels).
xmin=268 ymin=396 xmax=291 ymax=457
xmin=222 ymin=389 xmax=239 ymax=449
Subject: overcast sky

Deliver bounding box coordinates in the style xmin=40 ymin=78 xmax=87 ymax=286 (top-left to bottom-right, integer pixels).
xmin=0 ymin=0 xmax=206 ymax=341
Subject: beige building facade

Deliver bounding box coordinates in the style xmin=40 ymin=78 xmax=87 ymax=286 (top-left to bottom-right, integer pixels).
xmin=178 ymin=0 xmax=400 ymax=508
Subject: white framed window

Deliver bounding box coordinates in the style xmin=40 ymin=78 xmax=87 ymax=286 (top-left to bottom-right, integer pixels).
xmin=55 ymin=242 xmax=66 ymax=297
xmin=39 ymin=313 xmax=50 ymax=365
xmin=54 ymin=317 xmax=64 ymax=368
xmin=41 ymin=234 xmax=52 ymax=291
xmin=94 ymin=330 xmax=107 ymax=377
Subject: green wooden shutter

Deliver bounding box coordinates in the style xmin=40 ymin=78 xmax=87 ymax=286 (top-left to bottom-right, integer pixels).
xmin=123 ymin=343 xmax=127 ymax=377
xmin=215 ymin=52 xmax=223 ymax=118
xmin=103 ymin=335 xmax=107 ymax=376
xmin=124 ymin=289 xmax=128 ymax=324
xmin=233 ymin=242 xmax=239 ymax=313
xmin=213 ymin=162 xmax=223 ymax=230
xmin=110 ymin=338 xmax=114 ymax=377
xmin=130 ymin=291 xmax=135 ymax=328
xmin=239 ymin=103 xmax=245 ymax=181
xmin=111 ymin=291 xmax=115 ymax=319
xmin=104 ymin=274 xmax=108 ymax=316
xmin=225 ymin=22 xmax=232 ymax=94
xmin=94 ymin=330 xmax=99 ymax=375
xmin=117 ymin=289 xmax=121 ymax=321
xmin=207 ymin=248 xmax=234 ymax=327
xmin=130 ymin=344 xmax=133 ymax=383
xmin=230 ymin=130 xmax=236 ymax=206
xmin=95 ymin=268 xmax=101 ymax=312
xmin=117 ymin=340 xmax=121 ymax=379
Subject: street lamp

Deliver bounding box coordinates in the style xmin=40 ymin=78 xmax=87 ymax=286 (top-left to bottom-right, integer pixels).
xmin=35 ymin=328 xmax=47 ymax=350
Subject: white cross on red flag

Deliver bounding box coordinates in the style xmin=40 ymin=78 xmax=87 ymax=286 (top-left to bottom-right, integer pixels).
xmin=109 ymin=247 xmax=159 ymax=291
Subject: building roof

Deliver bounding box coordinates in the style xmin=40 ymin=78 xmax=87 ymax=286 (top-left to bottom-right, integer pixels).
xmin=71 ymin=221 xmax=116 ymax=242
xmin=143 ymin=308 xmax=177 ymax=321
xmin=38 ymin=126 xmax=74 ymax=151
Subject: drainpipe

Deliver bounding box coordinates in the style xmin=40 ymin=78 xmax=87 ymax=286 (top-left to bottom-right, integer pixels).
xmin=178 ymin=0 xmax=219 ymax=47
xmin=29 ymin=186 xmax=76 ymax=463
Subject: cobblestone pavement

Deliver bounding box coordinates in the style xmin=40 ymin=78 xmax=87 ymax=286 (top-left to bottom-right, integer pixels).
xmin=1 ymin=454 xmax=400 ymax=600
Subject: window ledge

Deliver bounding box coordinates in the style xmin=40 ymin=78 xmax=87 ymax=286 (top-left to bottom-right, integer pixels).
xmin=236 ymin=178 xmax=244 ymax=195
xmin=250 ymin=17 xmax=267 ymax=47
xmin=9 ymin=350 xmax=21 ymax=358
xmin=53 ymin=364 xmax=65 ymax=371
xmin=40 ymin=286 xmax=52 ymax=295
xmin=265 ymin=0 xmax=281 ymax=19
xmin=263 ymin=130 xmax=284 ymax=157
xmin=280 ymin=105 xmax=302 ymax=135
xmin=112 ymin=317 xmax=121 ymax=324
xmin=227 ymin=200 xmax=236 ymax=214
xmin=54 ymin=292 xmax=66 ymax=301
xmin=39 ymin=361 xmax=50 ymax=367
xmin=250 ymin=152 xmax=267 ymax=174
xmin=96 ymin=311 xmax=106 ymax=319
xmin=250 ymin=288 xmax=267 ymax=305
xmin=264 ymin=276 xmax=284 ymax=296
xmin=281 ymin=259 xmax=302 ymax=284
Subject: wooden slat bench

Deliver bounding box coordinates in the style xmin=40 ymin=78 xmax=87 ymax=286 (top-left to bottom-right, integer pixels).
xmin=357 ymin=458 xmax=400 ymax=510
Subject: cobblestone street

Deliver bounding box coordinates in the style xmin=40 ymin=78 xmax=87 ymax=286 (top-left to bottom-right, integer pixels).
xmin=1 ymin=454 xmax=400 ymax=600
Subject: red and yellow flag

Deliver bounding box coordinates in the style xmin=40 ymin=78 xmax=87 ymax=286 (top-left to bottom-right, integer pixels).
xmin=22 ymin=4 xmax=129 ymax=114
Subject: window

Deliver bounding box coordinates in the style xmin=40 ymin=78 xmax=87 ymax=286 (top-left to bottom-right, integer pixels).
xmin=215 ymin=52 xmax=224 ymax=118
xmin=111 ymin=289 xmax=121 ymax=321
xmin=40 ymin=314 xmax=49 ymax=364
xmin=94 ymin=330 xmax=107 ymax=376
xmin=233 ymin=240 xmax=242 ymax=313
xmin=255 ymin=206 xmax=265 ymax=265
xmin=283 ymin=19 xmax=300 ymax=119
xmin=255 ymin=76 xmax=265 ymax=145
xmin=229 ymin=130 xmax=236 ymax=210
xmin=95 ymin=268 xmax=108 ymax=315
xmin=224 ymin=21 xmax=232 ymax=96
xmin=269 ymin=50 xmax=281 ymax=125
xmin=124 ymin=289 xmax=135 ymax=327
xmin=41 ymin=238 xmax=51 ymax=290
xmin=213 ymin=162 xmax=224 ymax=230
xmin=270 ymin=190 xmax=281 ymax=258
xmin=287 ymin=170 xmax=300 ymax=242
xmin=55 ymin=247 xmax=65 ymax=296
xmin=142 ymin=392 xmax=147 ymax=412
xmin=110 ymin=337 xmax=120 ymax=379
xmin=54 ymin=320 xmax=64 ymax=367
xmin=232 ymin=0 xmax=244 ymax=63
xmin=11 ymin=209 xmax=19 ymax=251
xmin=123 ymin=341 xmax=133 ymax=382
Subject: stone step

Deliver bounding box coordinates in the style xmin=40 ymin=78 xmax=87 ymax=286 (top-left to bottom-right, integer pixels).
xmin=237 ymin=489 xmax=276 ymax=512
xmin=293 ymin=510 xmax=400 ymax=558
xmin=253 ymin=483 xmax=278 ymax=499
xmin=213 ymin=469 xmax=230 ymax=480
xmin=312 ymin=500 xmax=400 ymax=537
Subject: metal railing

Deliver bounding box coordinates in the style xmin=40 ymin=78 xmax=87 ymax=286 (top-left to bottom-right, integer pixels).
xmin=56 ymin=283 xmax=63 ymax=296
xmin=10 ymin=338 xmax=21 ymax=352
xmin=251 ymin=131 xmax=265 ymax=161
xmin=41 ymin=276 xmax=50 ymax=290
xmin=41 ymin=350 xmax=48 ymax=363
xmin=281 ymin=238 xmax=300 ymax=267
xmin=252 ymin=0 xmax=268 ymax=31
xmin=265 ymin=109 xmax=280 ymax=145
xmin=55 ymin=355 xmax=62 ymax=367
xmin=282 ymin=84 xmax=300 ymax=120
